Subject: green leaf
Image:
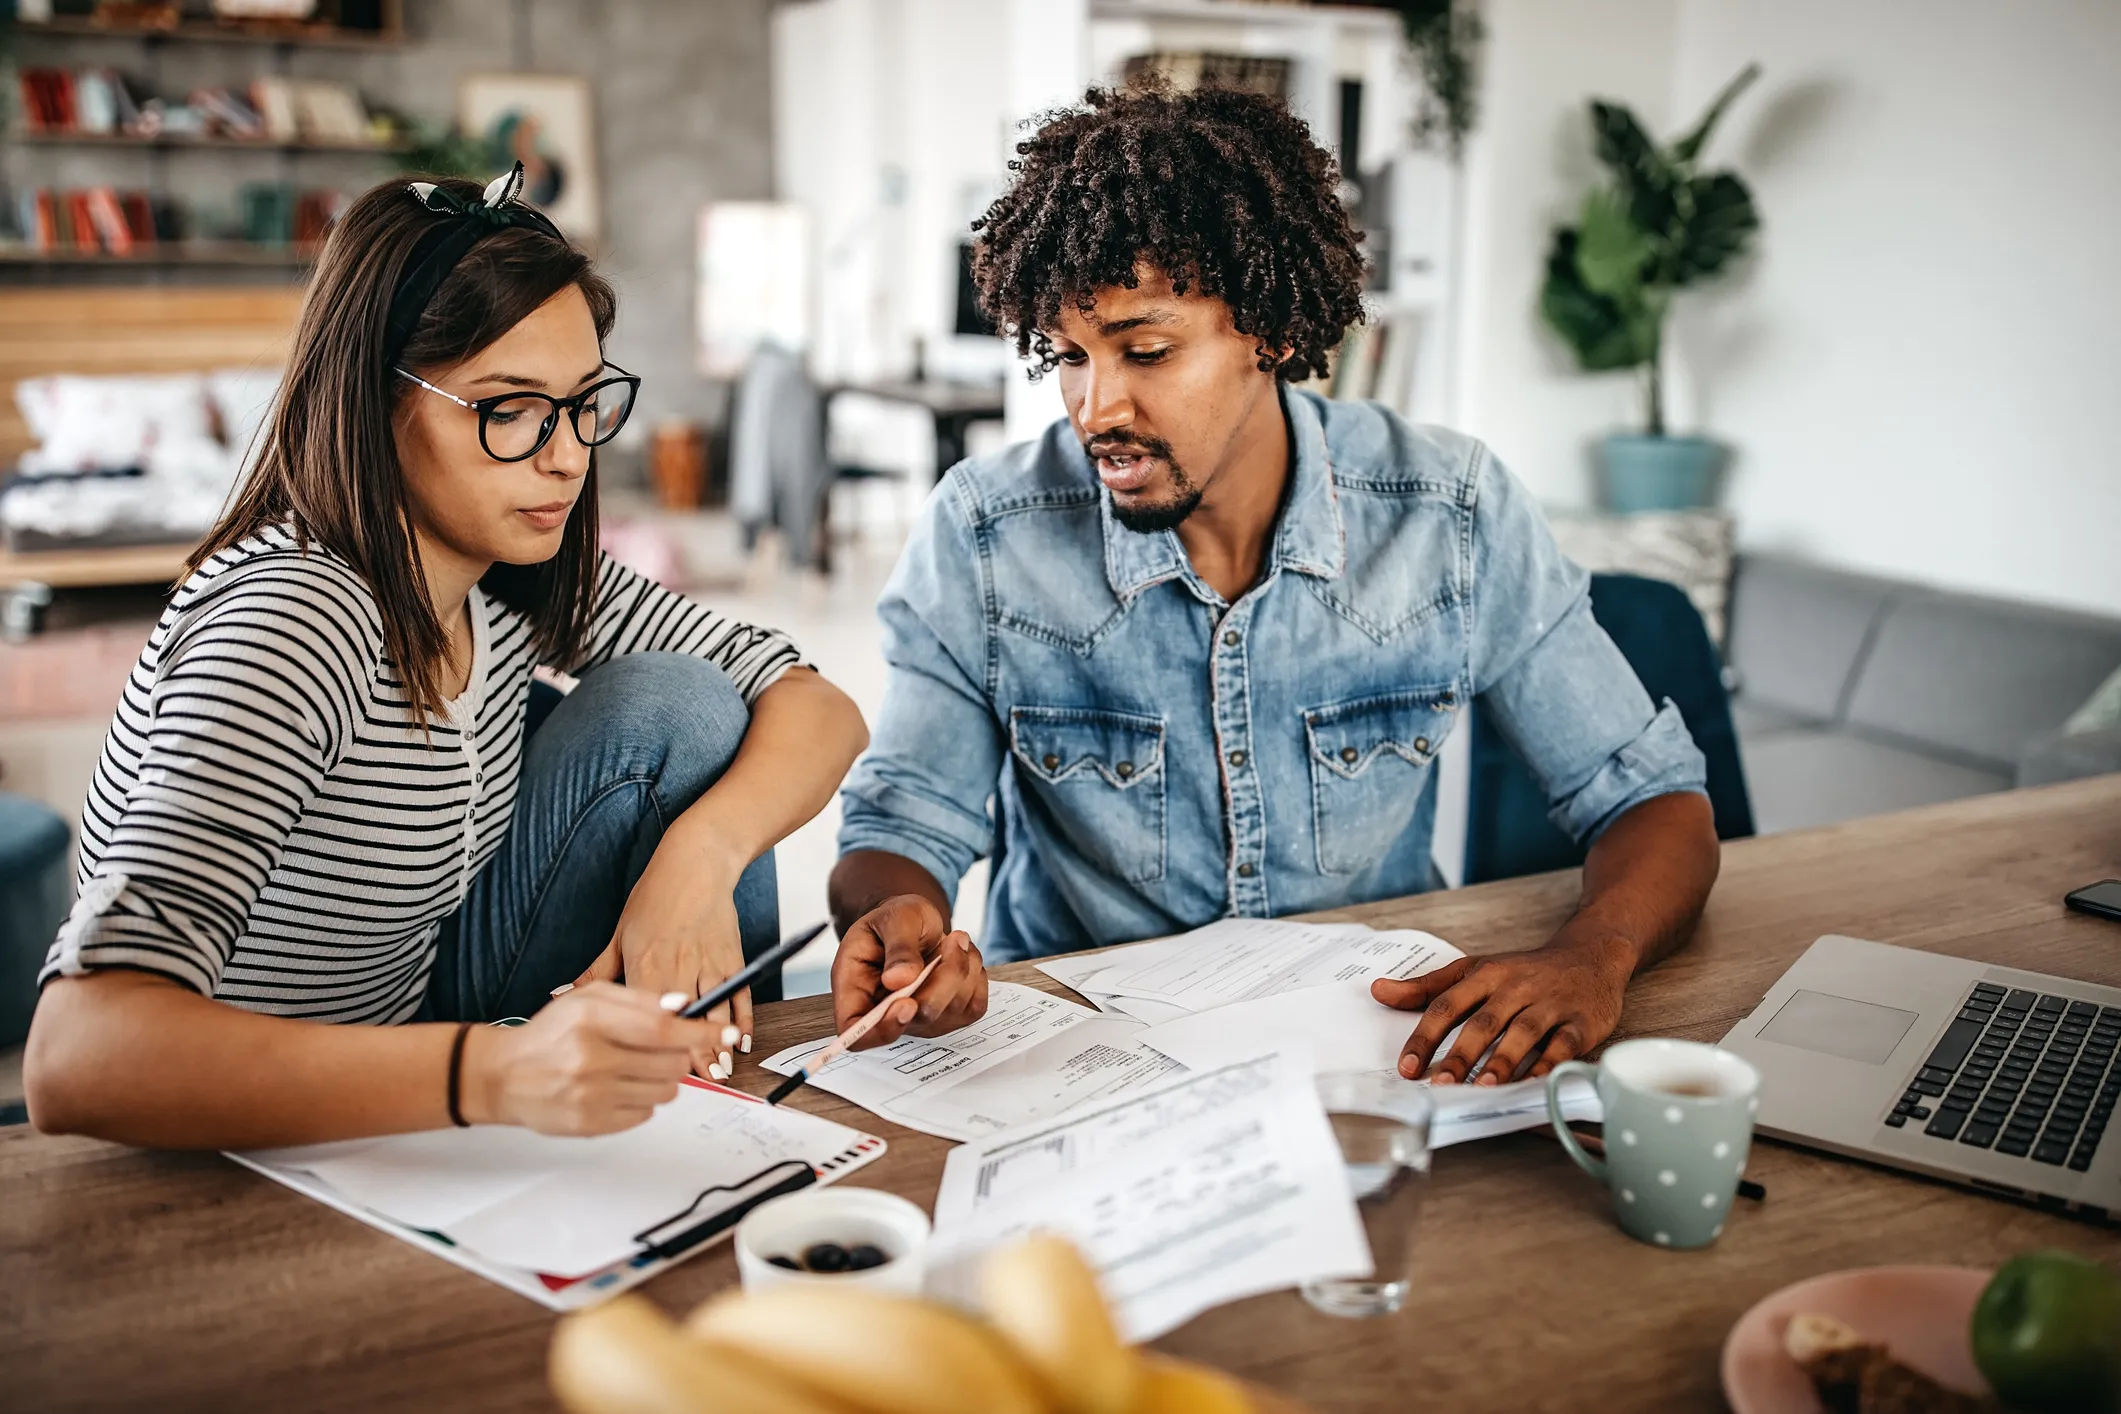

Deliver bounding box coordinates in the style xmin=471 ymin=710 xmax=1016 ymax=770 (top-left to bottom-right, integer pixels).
xmin=1540 ymin=229 xmax=1657 ymax=372
xmin=1573 ymin=188 xmax=1652 ymax=299
xmin=1670 ymin=63 xmax=1761 ymax=166
xmin=1591 ymin=100 xmax=1679 ymax=234
xmin=1667 ymin=172 xmax=1760 ymax=285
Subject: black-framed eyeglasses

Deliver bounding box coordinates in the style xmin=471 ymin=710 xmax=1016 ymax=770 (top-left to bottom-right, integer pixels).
xmin=396 ymin=363 xmax=641 ymax=463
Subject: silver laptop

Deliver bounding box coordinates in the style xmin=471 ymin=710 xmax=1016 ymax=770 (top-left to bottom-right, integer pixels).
xmin=1721 ymin=935 xmax=2121 ymax=1219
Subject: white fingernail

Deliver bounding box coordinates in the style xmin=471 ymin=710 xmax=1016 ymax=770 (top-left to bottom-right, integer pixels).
xmin=659 ymin=991 xmax=688 ymax=1012
xmin=721 ymin=1024 xmax=742 ymax=1047
xmin=741 ymin=1034 xmax=753 ymax=1054
xmin=707 ymin=1063 xmax=727 ymax=1081
xmin=719 ymin=1050 xmax=733 ymax=1072
xmin=549 ymin=982 xmax=574 ymax=997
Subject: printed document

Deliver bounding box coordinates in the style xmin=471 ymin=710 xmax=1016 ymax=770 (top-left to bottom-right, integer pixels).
xmin=1039 ymin=918 xmax=1462 ymax=1014
xmin=1136 ymin=979 xmax=1603 ymax=1145
xmin=928 ymin=1055 xmax=1370 ymax=1341
xmin=759 ymin=982 xmax=1182 ymax=1142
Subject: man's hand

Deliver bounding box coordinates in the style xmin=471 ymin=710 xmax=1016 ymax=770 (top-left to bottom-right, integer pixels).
xmin=1371 ymin=936 xmax=1634 ymax=1084
xmin=830 ymin=894 xmax=988 ymax=1049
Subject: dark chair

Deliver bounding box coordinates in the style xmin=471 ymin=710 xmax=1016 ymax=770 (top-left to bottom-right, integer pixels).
xmin=1464 ymin=573 xmax=1755 ymax=885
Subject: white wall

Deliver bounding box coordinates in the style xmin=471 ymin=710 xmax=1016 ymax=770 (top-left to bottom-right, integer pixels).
xmin=1452 ymin=0 xmax=1679 ymax=506
xmin=1458 ymin=0 xmax=2121 ymax=614
xmin=1667 ymin=0 xmax=2121 ymax=614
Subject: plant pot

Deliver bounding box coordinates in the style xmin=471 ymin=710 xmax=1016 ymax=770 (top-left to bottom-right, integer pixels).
xmin=1596 ymin=433 xmax=1729 ymax=513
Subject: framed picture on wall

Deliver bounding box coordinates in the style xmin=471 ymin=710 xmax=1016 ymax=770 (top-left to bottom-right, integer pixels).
xmin=458 ymin=73 xmax=601 ymax=241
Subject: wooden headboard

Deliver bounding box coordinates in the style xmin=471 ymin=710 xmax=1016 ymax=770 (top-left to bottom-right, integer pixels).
xmin=0 ymin=286 xmax=307 ymax=464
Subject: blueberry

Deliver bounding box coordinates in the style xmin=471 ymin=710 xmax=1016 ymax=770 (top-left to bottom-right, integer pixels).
xmin=845 ymin=1244 xmax=889 ymax=1271
xmin=803 ymin=1242 xmax=852 ymax=1273
xmin=766 ymin=1254 xmax=801 ymax=1271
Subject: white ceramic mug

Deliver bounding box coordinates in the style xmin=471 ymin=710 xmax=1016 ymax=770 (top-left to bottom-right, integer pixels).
xmin=734 ymin=1187 xmax=931 ymax=1294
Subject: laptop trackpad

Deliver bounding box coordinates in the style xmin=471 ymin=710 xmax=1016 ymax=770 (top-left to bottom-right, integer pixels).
xmin=1758 ymin=990 xmax=1920 ymax=1065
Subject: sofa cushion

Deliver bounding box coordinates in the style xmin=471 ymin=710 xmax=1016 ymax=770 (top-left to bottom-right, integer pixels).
xmin=1725 ymin=554 xmax=1900 ymax=721
xmin=1740 ymin=728 xmax=2010 ymax=836
xmin=1729 ymin=697 xmax=1822 ymax=738
xmin=2017 ymin=725 xmax=2121 ymax=789
xmin=1844 ymin=593 xmax=2121 ymax=771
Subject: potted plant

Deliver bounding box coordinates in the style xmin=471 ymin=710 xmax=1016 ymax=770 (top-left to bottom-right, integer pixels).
xmin=1540 ymin=64 xmax=1762 ymax=512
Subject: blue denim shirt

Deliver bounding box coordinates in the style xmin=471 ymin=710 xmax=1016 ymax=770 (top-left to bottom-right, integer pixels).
xmin=839 ymin=388 xmax=1707 ymax=963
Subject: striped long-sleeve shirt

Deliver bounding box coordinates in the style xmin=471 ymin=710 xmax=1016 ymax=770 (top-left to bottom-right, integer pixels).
xmin=39 ymin=525 xmax=804 ymax=1024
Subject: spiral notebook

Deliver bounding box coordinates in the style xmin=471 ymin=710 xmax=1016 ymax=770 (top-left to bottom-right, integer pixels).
xmin=230 ymin=1076 xmax=885 ymax=1310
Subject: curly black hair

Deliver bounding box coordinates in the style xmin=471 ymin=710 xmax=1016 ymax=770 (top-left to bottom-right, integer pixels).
xmin=971 ymin=83 xmax=1367 ymax=382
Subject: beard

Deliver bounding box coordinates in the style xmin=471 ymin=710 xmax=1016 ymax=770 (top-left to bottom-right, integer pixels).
xmin=1087 ymin=432 xmax=1203 ymax=534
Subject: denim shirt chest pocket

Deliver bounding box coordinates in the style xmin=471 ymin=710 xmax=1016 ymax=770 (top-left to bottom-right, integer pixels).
xmin=1009 ymin=706 xmax=1167 ymax=884
xmin=1304 ymin=686 xmax=1459 ymax=875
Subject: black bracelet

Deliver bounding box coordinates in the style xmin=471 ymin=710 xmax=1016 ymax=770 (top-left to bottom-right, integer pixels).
xmin=446 ymin=1022 xmax=474 ymax=1128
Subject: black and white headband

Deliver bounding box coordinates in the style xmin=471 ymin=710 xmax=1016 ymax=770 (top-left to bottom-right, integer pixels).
xmin=384 ymin=163 xmax=566 ymax=360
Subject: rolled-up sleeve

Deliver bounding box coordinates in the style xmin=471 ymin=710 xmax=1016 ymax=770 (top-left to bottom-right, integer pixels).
xmin=835 ymin=476 xmax=1003 ymax=905
xmin=1467 ymin=447 xmax=1707 ymax=844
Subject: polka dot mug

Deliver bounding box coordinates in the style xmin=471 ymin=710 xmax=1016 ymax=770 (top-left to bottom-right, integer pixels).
xmin=1544 ymin=1038 xmax=1763 ymax=1250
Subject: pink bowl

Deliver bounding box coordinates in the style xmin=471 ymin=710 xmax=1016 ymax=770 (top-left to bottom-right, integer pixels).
xmin=1721 ymin=1265 xmax=1993 ymax=1414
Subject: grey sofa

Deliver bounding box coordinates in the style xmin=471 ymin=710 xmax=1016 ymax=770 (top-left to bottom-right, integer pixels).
xmin=1724 ymin=555 xmax=2121 ymax=835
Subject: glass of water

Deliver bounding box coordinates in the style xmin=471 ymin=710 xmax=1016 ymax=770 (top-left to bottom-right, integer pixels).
xmin=1301 ymin=1071 xmax=1433 ymax=1318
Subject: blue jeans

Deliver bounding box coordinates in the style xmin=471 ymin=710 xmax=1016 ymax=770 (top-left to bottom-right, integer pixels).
xmin=420 ymin=653 xmax=782 ymax=1023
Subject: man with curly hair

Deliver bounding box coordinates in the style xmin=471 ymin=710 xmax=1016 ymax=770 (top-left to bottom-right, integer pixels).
xmin=826 ymin=85 xmax=1719 ymax=1087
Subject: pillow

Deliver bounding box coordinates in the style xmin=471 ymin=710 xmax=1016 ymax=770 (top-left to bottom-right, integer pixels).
xmin=1546 ymin=508 xmax=1737 ymax=645
xmin=14 ymin=373 xmax=215 ymax=475
xmin=2064 ymin=664 xmax=2121 ymax=736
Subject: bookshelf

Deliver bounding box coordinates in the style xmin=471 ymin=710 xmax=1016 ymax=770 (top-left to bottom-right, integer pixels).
xmin=6 ymin=9 xmax=415 ymax=268
xmin=0 ymin=241 xmax=314 ymax=267
xmin=16 ymin=130 xmax=406 ymax=155
xmin=9 ymin=9 xmax=404 ymax=50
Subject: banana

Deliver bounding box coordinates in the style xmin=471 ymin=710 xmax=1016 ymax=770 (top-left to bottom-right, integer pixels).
xmin=685 ymin=1284 xmax=1049 ymax=1414
xmin=550 ymin=1294 xmax=856 ymax=1414
xmin=1131 ymin=1355 xmax=1257 ymax=1414
xmin=980 ymin=1233 xmax=1140 ymax=1414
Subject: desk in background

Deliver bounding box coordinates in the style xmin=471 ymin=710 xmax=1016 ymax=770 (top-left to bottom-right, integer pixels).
xmin=6 ymin=776 xmax=2121 ymax=1411
xmin=825 ymin=378 xmax=1005 ymax=482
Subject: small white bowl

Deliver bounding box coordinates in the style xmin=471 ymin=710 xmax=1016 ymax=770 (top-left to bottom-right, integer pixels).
xmin=734 ymin=1187 xmax=931 ymax=1295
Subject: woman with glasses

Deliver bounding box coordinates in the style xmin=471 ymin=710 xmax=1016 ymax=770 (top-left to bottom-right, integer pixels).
xmin=23 ymin=169 xmax=871 ymax=1148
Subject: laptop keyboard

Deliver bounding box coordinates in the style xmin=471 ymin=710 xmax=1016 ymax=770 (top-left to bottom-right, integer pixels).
xmin=1888 ymin=983 xmax=2121 ymax=1171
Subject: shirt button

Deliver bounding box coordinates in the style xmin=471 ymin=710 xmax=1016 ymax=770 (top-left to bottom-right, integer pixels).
xmin=473 ymin=770 xmax=483 ymax=783
xmin=1115 ymin=760 xmax=1135 ymax=779
xmin=1414 ymin=737 xmax=1431 ymax=754
xmin=1227 ymin=749 xmax=1246 ymax=768
xmin=1043 ymin=753 xmax=1060 ymax=771
xmin=1222 ymin=630 xmax=1241 ymax=647
xmin=1341 ymin=746 xmax=1359 ymax=764
xmin=1237 ymin=862 xmax=1257 ymax=878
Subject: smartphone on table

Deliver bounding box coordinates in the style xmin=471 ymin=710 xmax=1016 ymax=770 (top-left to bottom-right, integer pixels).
xmin=2066 ymin=881 xmax=2121 ymax=923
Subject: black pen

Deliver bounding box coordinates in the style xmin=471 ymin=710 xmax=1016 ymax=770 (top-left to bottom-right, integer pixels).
xmin=678 ymin=921 xmax=830 ymax=1021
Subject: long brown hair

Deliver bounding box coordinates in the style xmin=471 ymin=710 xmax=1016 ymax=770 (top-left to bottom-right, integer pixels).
xmin=191 ymin=176 xmax=617 ymax=725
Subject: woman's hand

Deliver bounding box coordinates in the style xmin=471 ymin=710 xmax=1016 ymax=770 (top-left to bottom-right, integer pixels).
xmin=464 ymin=983 xmax=726 ymax=1136
xmin=573 ymin=843 xmax=749 ymax=1079
xmin=830 ymin=894 xmax=988 ymax=1049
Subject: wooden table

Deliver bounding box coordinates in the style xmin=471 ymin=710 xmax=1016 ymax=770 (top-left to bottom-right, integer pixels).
xmin=7 ymin=777 xmax=2121 ymax=1412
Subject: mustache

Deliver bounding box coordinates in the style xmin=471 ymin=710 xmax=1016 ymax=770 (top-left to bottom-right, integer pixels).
xmin=1083 ymin=431 xmax=1175 ymax=461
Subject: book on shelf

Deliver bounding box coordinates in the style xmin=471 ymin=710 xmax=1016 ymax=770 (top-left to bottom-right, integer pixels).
xmin=66 ymin=193 xmax=100 ymax=255
xmin=15 ymin=188 xmax=181 ymax=256
xmin=84 ymin=188 xmax=135 ymax=256
xmin=251 ymin=76 xmax=302 ymax=142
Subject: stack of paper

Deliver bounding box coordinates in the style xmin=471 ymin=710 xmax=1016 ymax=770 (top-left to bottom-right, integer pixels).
xmin=1042 ymin=920 xmax=1601 ymax=1145
xmin=927 ymin=1054 xmax=1372 ymax=1341
xmin=233 ymin=1078 xmax=884 ymax=1308
xmin=760 ymin=983 xmax=1181 ymax=1143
